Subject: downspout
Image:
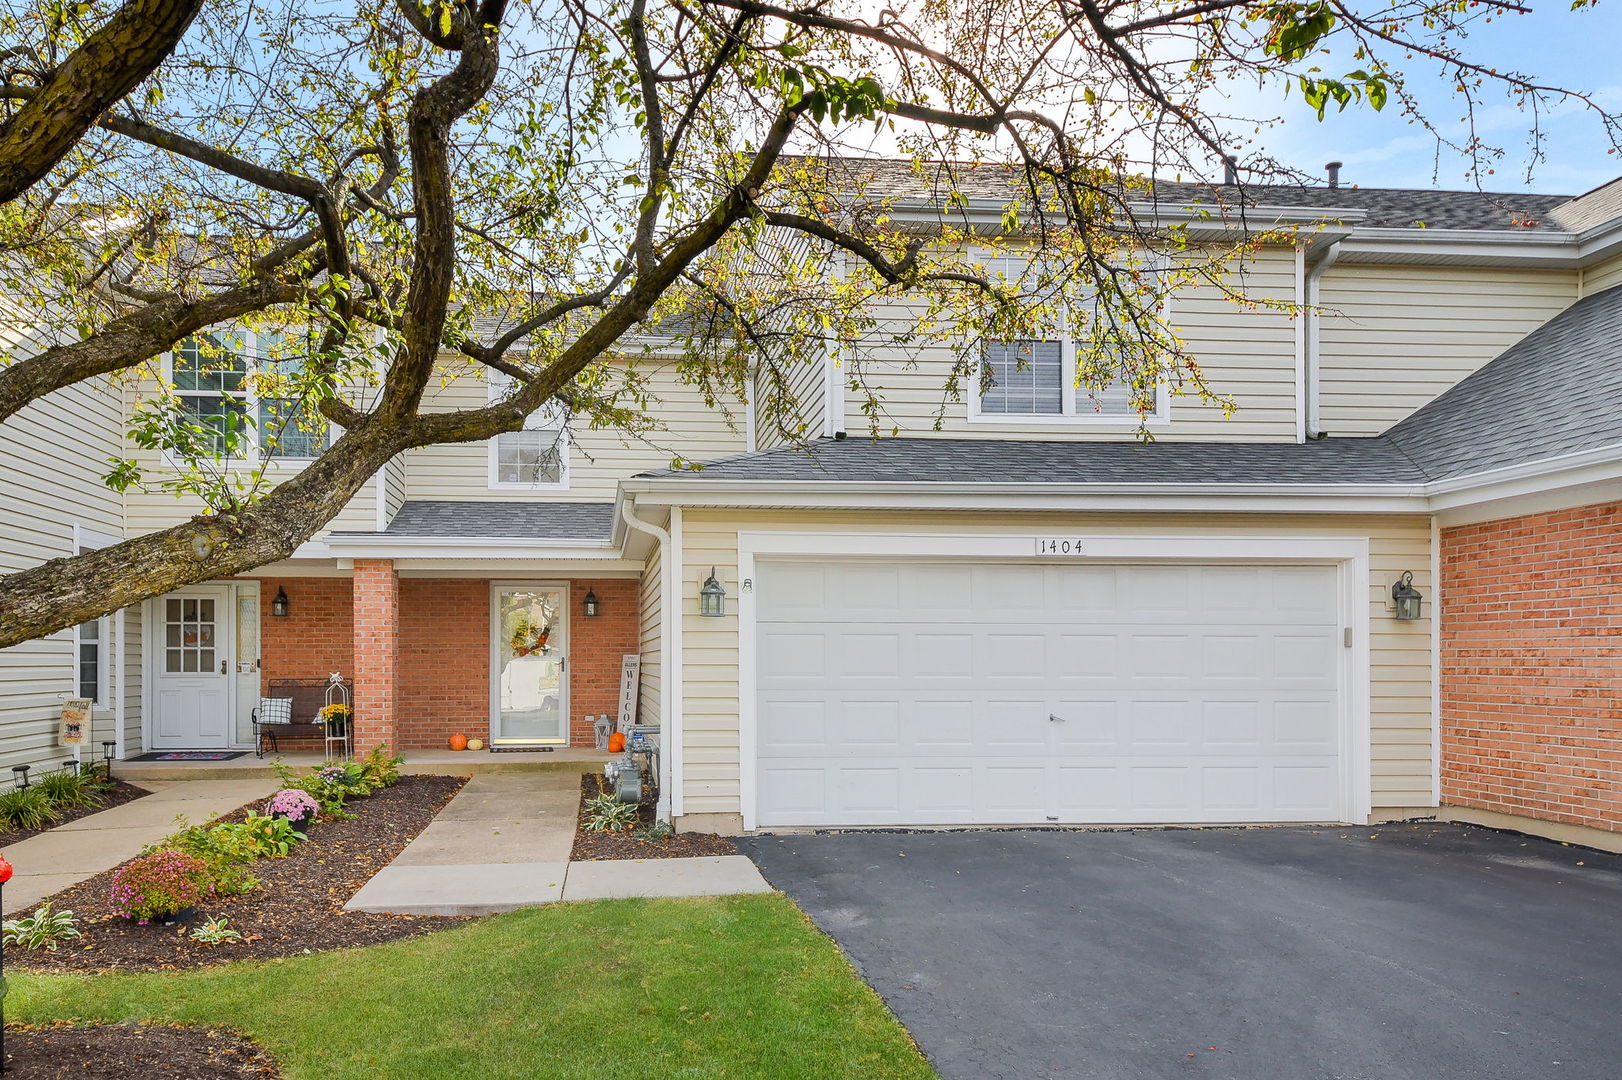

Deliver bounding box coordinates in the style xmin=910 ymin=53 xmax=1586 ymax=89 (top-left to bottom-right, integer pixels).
xmin=1304 ymin=240 xmax=1343 ymax=439
xmin=620 ymin=497 xmax=674 ymax=822
xmin=1293 ymin=246 xmax=1306 ymax=443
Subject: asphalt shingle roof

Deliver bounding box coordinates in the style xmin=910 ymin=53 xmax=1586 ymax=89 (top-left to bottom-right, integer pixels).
xmin=781 ymin=156 xmax=1576 ymax=232
xmin=334 ymin=500 xmax=616 ymax=540
xmin=1383 ymin=284 xmax=1622 ymax=480
xmin=637 ymin=437 xmax=1425 ymax=486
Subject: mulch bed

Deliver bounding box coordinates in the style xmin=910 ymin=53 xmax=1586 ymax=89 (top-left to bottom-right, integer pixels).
xmin=0 ymin=781 xmax=150 ymax=848
xmin=569 ymin=773 xmax=735 ymax=861
xmin=6 ymin=1022 xmax=279 ymax=1078
xmin=14 ymin=774 xmax=471 ymax=972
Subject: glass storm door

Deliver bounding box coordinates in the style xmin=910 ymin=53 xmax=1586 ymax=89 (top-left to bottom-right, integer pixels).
xmin=152 ymin=587 xmax=233 ymax=748
xmin=492 ymin=586 xmax=567 ymax=746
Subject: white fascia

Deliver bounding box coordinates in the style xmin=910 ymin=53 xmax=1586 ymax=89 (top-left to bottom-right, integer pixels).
xmin=323 ymin=535 xmax=622 ymax=561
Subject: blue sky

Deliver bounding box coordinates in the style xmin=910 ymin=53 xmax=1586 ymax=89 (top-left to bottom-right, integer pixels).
xmin=1226 ymin=3 xmax=1622 ymax=194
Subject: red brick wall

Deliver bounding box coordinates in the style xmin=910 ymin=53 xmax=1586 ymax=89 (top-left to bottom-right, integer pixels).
xmin=398 ymin=579 xmax=489 ymax=749
xmin=567 ymin=580 xmax=640 ymax=746
xmin=253 ymin=576 xmax=354 ymax=749
xmin=1441 ymin=501 xmax=1622 ymax=833
xmin=352 ymin=560 xmax=400 ymax=751
xmin=389 ymin=578 xmax=640 ymax=750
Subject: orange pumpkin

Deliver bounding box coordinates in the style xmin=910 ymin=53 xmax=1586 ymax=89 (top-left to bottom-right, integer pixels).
xmin=448 ymin=733 xmax=469 ymax=751
xmin=607 ymin=731 xmax=626 ymax=753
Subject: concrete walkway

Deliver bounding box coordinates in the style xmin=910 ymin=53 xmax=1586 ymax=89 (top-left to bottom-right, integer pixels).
xmin=2 ymin=777 xmax=279 ymax=913
xmin=346 ymin=769 xmax=770 ymax=916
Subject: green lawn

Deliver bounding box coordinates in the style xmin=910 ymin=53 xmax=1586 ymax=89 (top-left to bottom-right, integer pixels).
xmin=13 ymin=894 xmax=937 ymax=1080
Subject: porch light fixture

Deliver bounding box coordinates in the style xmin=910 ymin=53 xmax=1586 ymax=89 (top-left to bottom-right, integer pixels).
xmin=583 ymin=588 xmax=600 ymax=617
xmin=699 ymin=568 xmax=726 ymax=618
xmin=1391 ymin=570 xmax=1423 ymax=621
xmin=271 ymin=586 xmax=290 ymax=617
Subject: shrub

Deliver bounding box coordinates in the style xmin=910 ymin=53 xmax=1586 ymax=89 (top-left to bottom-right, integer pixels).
xmin=190 ymin=915 xmax=243 ymax=946
xmin=0 ymin=786 xmax=58 ymax=831
xmin=357 ymin=744 xmax=404 ymax=789
xmin=265 ymin=788 xmax=319 ymax=828
xmin=109 ymin=850 xmax=213 ymax=923
xmin=2 ymin=901 xmax=81 ymax=951
xmin=584 ymin=793 xmax=639 ymax=833
xmin=37 ymin=769 xmax=103 ymax=810
xmin=272 ymin=763 xmax=352 ymax=817
xmin=634 ymin=821 xmax=674 ymax=843
xmin=220 ymin=814 xmax=303 ymax=858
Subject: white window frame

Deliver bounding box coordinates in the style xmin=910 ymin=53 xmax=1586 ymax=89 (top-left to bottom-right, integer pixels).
xmin=485 ymin=376 xmax=570 ymax=491
xmin=965 ymin=247 xmax=1173 ymax=428
xmin=74 ymin=616 xmax=109 ymax=705
xmin=162 ymin=328 xmax=334 ymax=466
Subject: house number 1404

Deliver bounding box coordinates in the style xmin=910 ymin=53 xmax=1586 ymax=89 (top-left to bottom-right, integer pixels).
xmin=1034 ymin=537 xmax=1086 ymax=556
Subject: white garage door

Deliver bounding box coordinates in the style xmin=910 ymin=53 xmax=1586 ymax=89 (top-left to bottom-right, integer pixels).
xmin=754 ymin=560 xmax=1345 ymax=828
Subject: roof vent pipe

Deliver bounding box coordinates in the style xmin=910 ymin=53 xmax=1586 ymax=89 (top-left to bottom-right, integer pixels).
xmin=1325 ymin=161 xmax=1343 ymax=188
xmin=1222 ymin=155 xmax=1239 ymax=185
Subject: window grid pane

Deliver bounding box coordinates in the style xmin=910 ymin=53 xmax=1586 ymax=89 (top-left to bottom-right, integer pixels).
xmin=496 ymin=430 xmax=563 ymax=485
xmin=257 ymin=398 xmax=328 ymax=458
xmin=981 ymin=340 xmax=1063 ymax=415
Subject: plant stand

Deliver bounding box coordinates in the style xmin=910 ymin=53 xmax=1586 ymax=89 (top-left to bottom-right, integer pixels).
xmin=323 ymin=673 xmax=353 ymax=762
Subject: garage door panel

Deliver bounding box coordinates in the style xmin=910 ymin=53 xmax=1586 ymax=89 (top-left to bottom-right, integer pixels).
xmin=755 ymin=560 xmax=1345 ymax=828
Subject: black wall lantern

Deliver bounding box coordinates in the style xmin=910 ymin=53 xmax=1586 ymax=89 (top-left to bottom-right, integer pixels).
xmin=271 ymin=586 xmax=290 ymax=617
xmin=700 ymin=567 xmax=726 ymax=618
xmin=1391 ymin=570 xmax=1423 ymax=621
xmin=583 ymin=588 xmax=600 ymax=617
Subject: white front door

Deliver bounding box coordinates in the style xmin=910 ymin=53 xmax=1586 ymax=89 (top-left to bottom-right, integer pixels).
xmin=491 ymin=584 xmax=569 ymax=746
xmin=754 ymin=560 xmax=1345 ymax=828
xmin=152 ymin=587 xmax=234 ymax=749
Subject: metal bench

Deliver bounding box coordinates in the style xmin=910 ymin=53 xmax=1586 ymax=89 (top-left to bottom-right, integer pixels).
xmin=253 ymin=678 xmax=353 ymax=758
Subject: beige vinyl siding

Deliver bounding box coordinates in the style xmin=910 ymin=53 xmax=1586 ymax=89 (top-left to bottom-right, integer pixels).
xmin=1317 ymin=264 xmax=1578 ymax=437
xmin=754 ymin=350 xmax=827 ymax=448
xmin=678 ymin=508 xmax=1435 ymax=820
xmin=638 ymin=543 xmax=662 ymax=727
xmin=119 ymin=607 xmax=143 ymax=756
xmin=840 ymin=247 xmax=1300 ymax=441
xmin=404 ymin=360 xmax=748 ymax=502
xmin=0 ymin=357 xmax=131 ymax=771
xmin=1581 ymin=254 xmax=1622 ymax=296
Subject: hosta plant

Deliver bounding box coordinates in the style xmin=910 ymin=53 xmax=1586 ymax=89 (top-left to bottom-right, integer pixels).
xmin=0 ymin=786 xmax=58 ymax=831
xmin=2 ymin=902 xmax=81 ymax=951
xmin=109 ymin=849 xmax=213 ymax=923
xmin=222 ymin=814 xmax=303 ymax=858
xmin=190 ymin=915 xmax=244 ymax=946
xmin=584 ymin=793 xmax=639 ymax=833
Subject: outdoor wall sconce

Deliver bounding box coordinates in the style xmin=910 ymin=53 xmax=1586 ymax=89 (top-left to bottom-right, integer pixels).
xmin=583 ymin=588 xmax=600 ymax=617
xmin=700 ymin=567 xmax=726 ymax=618
xmin=10 ymin=765 xmax=28 ymax=789
xmin=271 ymin=586 xmax=290 ymax=617
xmin=1391 ymin=570 xmax=1423 ymax=621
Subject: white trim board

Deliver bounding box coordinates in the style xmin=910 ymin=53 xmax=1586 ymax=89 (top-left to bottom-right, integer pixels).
xmin=735 ymin=529 xmax=1374 ymax=832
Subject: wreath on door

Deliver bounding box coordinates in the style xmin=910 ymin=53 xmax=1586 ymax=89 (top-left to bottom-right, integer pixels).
xmin=509 ymin=613 xmax=553 ymax=656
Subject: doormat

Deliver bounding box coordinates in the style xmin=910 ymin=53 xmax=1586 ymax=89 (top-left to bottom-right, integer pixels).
xmin=130 ymin=751 xmax=248 ymax=762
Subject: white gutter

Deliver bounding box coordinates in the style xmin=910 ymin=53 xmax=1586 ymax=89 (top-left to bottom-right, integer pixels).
xmin=620 ymin=497 xmax=675 ymax=823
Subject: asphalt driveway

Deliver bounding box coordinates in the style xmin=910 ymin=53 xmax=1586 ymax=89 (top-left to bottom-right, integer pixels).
xmin=735 ymin=823 xmax=1622 ymax=1080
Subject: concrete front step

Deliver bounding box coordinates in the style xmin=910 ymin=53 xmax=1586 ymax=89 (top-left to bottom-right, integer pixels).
xmin=120 ymin=748 xmax=609 ymax=782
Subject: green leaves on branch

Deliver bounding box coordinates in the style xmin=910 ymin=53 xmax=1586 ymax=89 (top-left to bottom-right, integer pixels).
xmin=1257 ymin=0 xmax=1389 ymax=119
xmin=1293 ymin=69 xmax=1390 ymax=119
xmin=770 ymin=47 xmax=889 ymax=126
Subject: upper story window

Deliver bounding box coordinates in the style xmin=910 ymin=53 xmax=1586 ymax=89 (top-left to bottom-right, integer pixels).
xmin=973 ymin=337 xmax=1166 ymax=423
xmin=169 ymin=330 xmax=331 ymax=461
xmin=487 ymin=376 xmax=568 ymax=489
xmin=969 ymin=248 xmax=1170 ymax=426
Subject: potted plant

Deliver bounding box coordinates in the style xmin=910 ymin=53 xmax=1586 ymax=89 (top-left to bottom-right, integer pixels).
xmin=316 ymin=702 xmax=352 ymax=735
xmin=265 ymin=788 xmax=319 ymax=832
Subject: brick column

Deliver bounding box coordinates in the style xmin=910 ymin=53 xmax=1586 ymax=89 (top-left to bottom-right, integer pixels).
xmin=352 ymin=559 xmax=400 ymax=752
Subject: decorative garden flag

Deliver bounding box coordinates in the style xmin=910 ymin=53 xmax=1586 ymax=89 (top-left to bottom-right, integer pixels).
xmin=60 ymin=697 xmax=91 ymax=744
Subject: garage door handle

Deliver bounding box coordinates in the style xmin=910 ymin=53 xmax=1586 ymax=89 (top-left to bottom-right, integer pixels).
xmin=1049 ymin=713 xmax=1065 ymax=723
